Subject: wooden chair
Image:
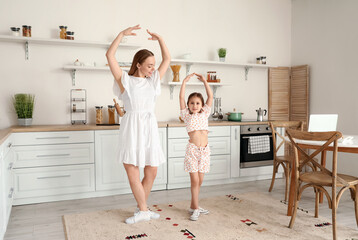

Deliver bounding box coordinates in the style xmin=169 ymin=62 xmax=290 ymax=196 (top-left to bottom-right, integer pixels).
xmin=268 ymin=121 xmax=304 ymax=201
xmin=286 ymin=129 xmax=358 ymax=240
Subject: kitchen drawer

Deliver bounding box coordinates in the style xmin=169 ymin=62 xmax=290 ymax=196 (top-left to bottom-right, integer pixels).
xmin=168 ymin=155 xmax=230 ymax=184
xmin=168 ymin=126 xmax=230 ymax=139
xmin=12 ymin=131 xmax=94 ymax=146
xmin=14 ymin=164 xmax=95 ymax=199
xmin=2 ymin=135 xmax=13 ymax=158
xmin=3 ymin=149 xmax=15 ymax=223
xmin=168 ymin=137 xmax=230 ymax=158
xmin=13 ymin=143 xmax=94 ymax=168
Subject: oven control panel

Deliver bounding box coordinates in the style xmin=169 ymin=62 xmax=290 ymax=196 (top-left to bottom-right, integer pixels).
xmin=240 ymin=124 xmax=272 ymax=134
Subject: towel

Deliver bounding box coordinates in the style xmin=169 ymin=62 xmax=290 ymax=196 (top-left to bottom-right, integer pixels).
xmin=248 ymin=135 xmax=270 ymax=154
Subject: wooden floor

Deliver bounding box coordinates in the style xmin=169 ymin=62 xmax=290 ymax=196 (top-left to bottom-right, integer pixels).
xmin=4 ymin=179 xmax=358 ymax=239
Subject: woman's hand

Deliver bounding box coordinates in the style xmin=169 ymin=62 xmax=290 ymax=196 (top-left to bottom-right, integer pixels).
xmin=183 ymin=73 xmax=195 ymax=83
xmin=147 ymin=29 xmax=162 ymax=41
xmin=121 ymin=24 xmax=141 ymax=36
xmin=195 ymin=73 xmax=206 ymax=83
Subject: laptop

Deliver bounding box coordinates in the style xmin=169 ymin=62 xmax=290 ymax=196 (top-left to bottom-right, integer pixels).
xmin=308 ymin=114 xmax=338 ymax=132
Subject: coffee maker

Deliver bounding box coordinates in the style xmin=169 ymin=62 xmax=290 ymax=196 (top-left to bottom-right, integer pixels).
xmin=256 ymin=107 xmax=267 ymax=121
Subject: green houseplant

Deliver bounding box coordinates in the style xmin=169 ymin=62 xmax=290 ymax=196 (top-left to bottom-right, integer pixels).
xmin=13 ymin=93 xmax=35 ymax=126
xmin=218 ymin=48 xmax=227 ymax=62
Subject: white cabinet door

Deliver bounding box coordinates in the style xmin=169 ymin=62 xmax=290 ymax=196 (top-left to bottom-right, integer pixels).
xmin=3 ymin=147 xmax=15 ymax=227
xmin=95 ymin=130 xmax=129 ymax=191
xmin=95 ymin=128 xmax=167 ymax=191
xmin=0 ymin=143 xmax=5 ymax=239
xmin=230 ymin=126 xmax=240 ymax=178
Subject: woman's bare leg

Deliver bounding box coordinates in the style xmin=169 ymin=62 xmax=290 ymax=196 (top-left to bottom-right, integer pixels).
xmin=142 ymin=166 xmax=158 ymax=202
xmin=123 ymin=163 xmax=147 ymax=211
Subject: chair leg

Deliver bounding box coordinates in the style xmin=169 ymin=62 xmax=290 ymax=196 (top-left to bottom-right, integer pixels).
xmin=354 ymin=186 xmax=358 ymax=227
xmin=332 ymin=188 xmax=337 ymax=240
xmin=314 ymin=187 xmax=319 ymax=218
xmin=289 ymin=189 xmax=299 ymax=228
xmin=284 ymin=165 xmax=290 ymax=202
xmin=268 ymin=162 xmax=278 ymax=193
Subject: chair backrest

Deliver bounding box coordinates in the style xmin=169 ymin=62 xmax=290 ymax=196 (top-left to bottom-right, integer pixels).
xmin=269 ymin=121 xmax=303 ymax=158
xmin=285 ymin=129 xmax=347 ymax=186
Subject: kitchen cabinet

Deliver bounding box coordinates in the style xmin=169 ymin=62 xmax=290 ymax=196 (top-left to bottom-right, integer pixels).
xmin=1 ymin=135 xmax=14 ymax=239
xmin=167 ymin=126 xmax=231 ymax=189
xmin=230 ymin=126 xmax=240 ymax=178
xmin=12 ymin=131 xmax=95 ymax=205
xmin=268 ymin=65 xmax=309 ymax=129
xmin=94 ymin=128 xmax=167 ymax=193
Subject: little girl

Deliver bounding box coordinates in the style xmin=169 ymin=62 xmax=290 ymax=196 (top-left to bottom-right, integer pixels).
xmin=179 ymin=73 xmax=213 ymax=221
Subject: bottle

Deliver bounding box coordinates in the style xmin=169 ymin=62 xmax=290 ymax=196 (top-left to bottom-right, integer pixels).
xmin=28 ymin=26 xmax=32 ymax=37
xmin=95 ymin=106 xmax=103 ymax=124
xmin=72 ymin=104 xmax=76 ymax=112
xmin=108 ymin=105 xmax=116 ymax=124
xmin=22 ymin=25 xmax=28 ymax=37
xmin=59 ymin=26 xmax=67 ymax=39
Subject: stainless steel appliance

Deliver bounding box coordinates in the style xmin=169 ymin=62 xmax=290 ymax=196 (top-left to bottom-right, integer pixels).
xmin=240 ymin=124 xmax=273 ymax=168
xmin=256 ymin=108 xmax=267 ymax=121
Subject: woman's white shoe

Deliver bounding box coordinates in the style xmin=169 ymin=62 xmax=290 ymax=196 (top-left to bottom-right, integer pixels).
xmin=125 ymin=211 xmax=151 ymax=224
xmin=189 ymin=209 xmax=200 ymax=221
xmin=189 ymin=207 xmax=209 ymax=215
xmin=135 ymin=207 xmax=160 ymax=219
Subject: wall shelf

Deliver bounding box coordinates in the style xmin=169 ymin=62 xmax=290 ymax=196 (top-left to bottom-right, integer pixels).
xmin=0 ymin=35 xmax=140 ymax=60
xmin=165 ymin=82 xmax=223 ymax=100
xmin=170 ymin=58 xmax=275 ymax=81
xmin=63 ymin=65 xmax=130 ymax=86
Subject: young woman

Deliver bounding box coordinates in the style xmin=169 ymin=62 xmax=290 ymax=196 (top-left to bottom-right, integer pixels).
xmin=106 ymin=24 xmax=170 ymax=224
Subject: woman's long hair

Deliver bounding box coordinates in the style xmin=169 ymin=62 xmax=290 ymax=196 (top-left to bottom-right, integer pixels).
xmin=128 ymin=49 xmax=154 ymax=75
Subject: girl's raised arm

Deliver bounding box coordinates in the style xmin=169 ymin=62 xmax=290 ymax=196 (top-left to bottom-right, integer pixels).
xmin=106 ymin=24 xmax=141 ymax=93
xmin=195 ymin=73 xmax=213 ymax=107
xmin=179 ymin=73 xmax=195 ymax=110
xmin=147 ymin=30 xmax=171 ymax=79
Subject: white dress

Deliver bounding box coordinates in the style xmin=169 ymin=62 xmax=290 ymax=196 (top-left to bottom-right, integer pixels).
xmin=113 ymin=70 xmax=165 ymax=167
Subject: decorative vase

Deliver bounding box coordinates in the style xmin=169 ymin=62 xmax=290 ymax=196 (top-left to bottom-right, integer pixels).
xmin=18 ymin=118 xmax=32 ymax=126
xmin=170 ymin=65 xmax=181 ymax=82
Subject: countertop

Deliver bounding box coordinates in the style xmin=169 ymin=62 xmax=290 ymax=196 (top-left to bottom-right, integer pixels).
xmin=0 ymin=120 xmax=271 ymax=145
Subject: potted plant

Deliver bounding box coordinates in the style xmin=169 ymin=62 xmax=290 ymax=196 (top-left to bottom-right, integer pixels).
xmin=13 ymin=93 xmax=35 ymax=126
xmin=218 ymin=48 xmax=227 ymax=62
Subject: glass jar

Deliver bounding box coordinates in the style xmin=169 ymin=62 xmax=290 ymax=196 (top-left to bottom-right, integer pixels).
xmin=95 ymin=106 xmax=103 ymax=124
xmin=256 ymin=57 xmax=261 ymax=64
xmin=108 ymin=105 xmax=116 ymax=124
xmin=170 ymin=65 xmax=181 ymax=82
xmin=28 ymin=26 xmax=32 ymax=37
xmin=66 ymin=31 xmax=74 ymax=40
xmin=10 ymin=27 xmax=20 ymax=36
xmin=59 ymin=26 xmax=67 ymax=39
xmin=22 ymin=25 xmax=28 ymax=37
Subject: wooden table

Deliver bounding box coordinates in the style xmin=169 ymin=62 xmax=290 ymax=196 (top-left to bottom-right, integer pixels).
xmin=287 ymin=135 xmax=358 ymax=216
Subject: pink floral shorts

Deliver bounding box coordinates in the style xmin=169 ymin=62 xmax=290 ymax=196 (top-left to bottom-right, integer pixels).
xmin=184 ymin=142 xmax=211 ymax=173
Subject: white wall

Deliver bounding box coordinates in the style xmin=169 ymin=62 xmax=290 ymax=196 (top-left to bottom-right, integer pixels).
xmin=291 ymin=0 xmax=358 ymax=175
xmin=0 ymin=0 xmax=291 ymax=128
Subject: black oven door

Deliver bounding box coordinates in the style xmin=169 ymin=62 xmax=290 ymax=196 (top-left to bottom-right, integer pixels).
xmin=240 ymin=133 xmax=274 ymax=168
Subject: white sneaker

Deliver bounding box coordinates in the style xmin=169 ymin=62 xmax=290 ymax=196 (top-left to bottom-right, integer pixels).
xmin=189 ymin=207 xmax=209 ymax=215
xmin=190 ymin=209 xmax=200 ymax=221
xmin=125 ymin=211 xmax=150 ymax=224
xmin=135 ymin=207 xmax=160 ymax=220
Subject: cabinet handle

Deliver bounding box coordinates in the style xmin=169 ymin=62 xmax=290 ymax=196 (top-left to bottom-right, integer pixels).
xmin=8 ymin=187 xmax=14 ymax=198
xmin=37 ymin=174 xmax=71 ymax=179
xmin=7 ymin=142 xmax=12 ymax=148
xmin=36 ymin=136 xmax=70 ymax=140
xmin=235 ymin=129 xmax=238 ymax=140
xmin=8 ymin=162 xmax=14 ymax=170
xmin=36 ymin=153 xmax=70 ymax=158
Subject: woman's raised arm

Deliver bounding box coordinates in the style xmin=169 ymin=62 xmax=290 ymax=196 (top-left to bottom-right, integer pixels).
xmin=106 ymin=24 xmax=141 ymax=93
xmin=147 ymin=29 xmax=171 ymax=80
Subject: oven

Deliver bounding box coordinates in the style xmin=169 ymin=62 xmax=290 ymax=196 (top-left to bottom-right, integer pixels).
xmin=240 ymin=124 xmax=274 ymax=168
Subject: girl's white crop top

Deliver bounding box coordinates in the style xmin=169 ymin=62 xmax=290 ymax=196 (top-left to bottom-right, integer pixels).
xmin=180 ymin=104 xmax=211 ymax=133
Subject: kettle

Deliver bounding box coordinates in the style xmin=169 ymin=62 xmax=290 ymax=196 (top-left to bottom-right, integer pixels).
xmin=256 ymin=107 xmax=267 ymax=121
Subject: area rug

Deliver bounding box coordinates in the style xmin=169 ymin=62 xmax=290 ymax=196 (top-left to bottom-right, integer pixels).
xmin=62 ymin=192 xmax=358 ymax=240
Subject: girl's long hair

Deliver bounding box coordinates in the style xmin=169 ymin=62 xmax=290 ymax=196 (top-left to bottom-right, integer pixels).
xmin=128 ymin=49 xmax=154 ymax=75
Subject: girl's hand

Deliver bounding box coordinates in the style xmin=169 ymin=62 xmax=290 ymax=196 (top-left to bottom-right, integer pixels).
xmin=147 ymin=29 xmax=162 ymax=41
xmin=183 ymin=73 xmax=195 ymax=83
xmin=195 ymin=73 xmax=206 ymax=83
xmin=121 ymin=24 xmax=141 ymax=36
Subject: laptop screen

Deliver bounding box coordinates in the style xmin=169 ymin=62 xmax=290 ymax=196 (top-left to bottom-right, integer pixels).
xmin=308 ymin=114 xmax=338 ymax=132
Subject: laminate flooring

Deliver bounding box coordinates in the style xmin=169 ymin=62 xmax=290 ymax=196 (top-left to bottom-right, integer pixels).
xmin=4 ymin=179 xmax=358 ymax=239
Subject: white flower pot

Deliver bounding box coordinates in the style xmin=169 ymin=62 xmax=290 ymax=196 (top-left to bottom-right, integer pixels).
xmin=18 ymin=118 xmax=33 ymax=126
xmin=219 ymin=57 xmax=226 ymax=62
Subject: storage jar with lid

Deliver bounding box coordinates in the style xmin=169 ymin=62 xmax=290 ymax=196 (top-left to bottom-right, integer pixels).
xmin=10 ymin=27 xmax=20 ymax=36
xmin=108 ymin=105 xmax=116 ymax=124
xmin=95 ymin=106 xmax=103 ymax=124
xmin=59 ymin=26 xmax=67 ymax=39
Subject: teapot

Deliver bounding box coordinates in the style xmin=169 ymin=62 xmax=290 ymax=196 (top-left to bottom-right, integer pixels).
xmin=256 ymin=107 xmax=267 ymax=121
